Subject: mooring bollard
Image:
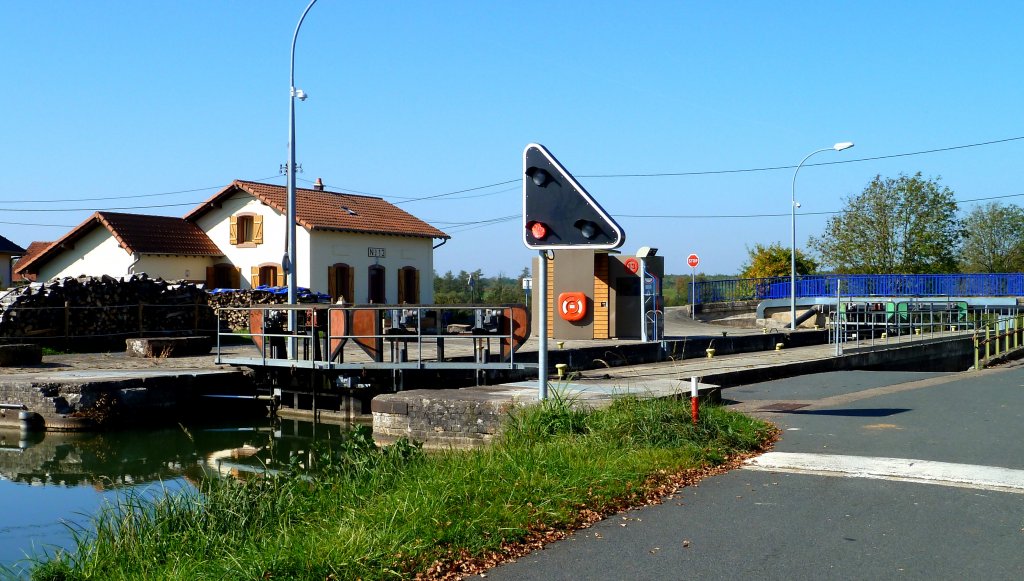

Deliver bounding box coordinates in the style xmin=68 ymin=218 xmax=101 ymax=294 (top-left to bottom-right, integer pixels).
xmin=555 ymin=363 xmax=568 ymax=379
xmin=775 ymin=343 xmax=784 ymax=351
xmin=706 ymin=348 xmax=715 ymax=358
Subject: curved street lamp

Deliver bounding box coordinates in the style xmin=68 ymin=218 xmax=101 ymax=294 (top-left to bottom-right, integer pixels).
xmin=286 ymin=0 xmax=318 ymax=341
xmin=790 ymin=141 xmax=854 ymax=330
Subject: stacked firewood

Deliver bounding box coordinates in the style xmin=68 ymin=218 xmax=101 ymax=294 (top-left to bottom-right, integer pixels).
xmin=0 ymin=274 xmax=215 ymax=342
xmin=207 ymin=288 xmax=328 ymax=331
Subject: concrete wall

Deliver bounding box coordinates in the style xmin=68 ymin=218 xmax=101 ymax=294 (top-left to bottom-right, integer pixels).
xmin=0 ymin=254 xmax=14 ymax=288
xmin=134 ymin=255 xmax=217 ymax=283
xmin=39 ymin=227 xmax=133 ymax=281
xmin=307 ymin=231 xmax=435 ymax=303
xmin=194 ymin=195 xmax=289 ymax=290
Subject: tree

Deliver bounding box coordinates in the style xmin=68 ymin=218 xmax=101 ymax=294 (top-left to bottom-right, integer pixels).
xmin=959 ymin=202 xmax=1024 ymax=273
xmin=741 ymin=242 xmax=818 ymax=279
xmin=809 ymin=173 xmax=962 ymax=274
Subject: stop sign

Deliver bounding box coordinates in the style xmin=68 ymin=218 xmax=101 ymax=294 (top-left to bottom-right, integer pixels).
xmin=687 ymin=253 xmax=700 ymax=268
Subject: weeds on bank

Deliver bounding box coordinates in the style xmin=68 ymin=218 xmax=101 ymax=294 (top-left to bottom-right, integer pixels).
xmin=29 ymin=397 xmax=775 ymax=581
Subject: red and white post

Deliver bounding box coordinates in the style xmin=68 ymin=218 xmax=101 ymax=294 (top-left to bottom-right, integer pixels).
xmin=690 ymin=376 xmax=699 ymax=425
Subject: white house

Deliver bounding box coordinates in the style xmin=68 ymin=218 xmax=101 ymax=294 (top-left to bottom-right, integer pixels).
xmin=0 ymin=235 xmax=26 ymax=288
xmin=13 ymin=212 xmax=223 ymax=284
xmin=15 ymin=179 xmax=450 ymax=304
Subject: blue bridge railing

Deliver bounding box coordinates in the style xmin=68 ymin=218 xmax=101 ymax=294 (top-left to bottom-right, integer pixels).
xmin=693 ymin=273 xmax=1024 ymax=305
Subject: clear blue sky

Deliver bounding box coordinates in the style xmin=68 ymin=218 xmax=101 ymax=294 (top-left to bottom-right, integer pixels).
xmin=3 ymin=1 xmax=1023 ymax=277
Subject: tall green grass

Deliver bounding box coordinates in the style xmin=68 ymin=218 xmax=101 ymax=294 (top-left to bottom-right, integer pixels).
xmin=29 ymin=398 xmax=775 ymax=581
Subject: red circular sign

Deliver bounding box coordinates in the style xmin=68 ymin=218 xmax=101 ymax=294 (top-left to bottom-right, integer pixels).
xmin=687 ymin=253 xmax=700 ymax=268
xmin=624 ymin=257 xmax=639 ymax=274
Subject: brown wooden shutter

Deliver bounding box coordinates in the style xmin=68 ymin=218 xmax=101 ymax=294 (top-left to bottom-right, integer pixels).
xmin=229 ymin=216 xmax=238 ymax=245
xmin=231 ymin=267 xmax=241 ymax=289
xmin=347 ymin=267 xmax=355 ymax=303
xmin=250 ymin=266 xmax=260 ymax=288
xmin=414 ymin=269 xmax=420 ymax=304
xmin=276 ymin=269 xmax=285 ymax=286
xmin=397 ymin=269 xmax=407 ymax=303
xmin=253 ymin=215 xmax=264 ymax=245
xmin=327 ymin=266 xmax=337 ymax=299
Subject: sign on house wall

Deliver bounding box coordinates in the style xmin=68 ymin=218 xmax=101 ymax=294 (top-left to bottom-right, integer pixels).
xmin=368 ymin=247 xmax=386 ymax=258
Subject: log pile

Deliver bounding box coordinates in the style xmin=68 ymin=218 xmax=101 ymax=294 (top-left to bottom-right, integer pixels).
xmin=207 ymin=289 xmax=325 ymax=331
xmin=0 ymin=274 xmax=216 ymax=347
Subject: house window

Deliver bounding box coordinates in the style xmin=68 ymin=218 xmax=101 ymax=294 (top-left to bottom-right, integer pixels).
xmin=328 ymin=263 xmax=354 ymax=303
xmin=230 ymin=214 xmax=263 ymax=247
xmin=397 ymin=266 xmax=420 ymax=304
xmin=368 ymin=264 xmax=386 ymax=304
xmin=206 ymin=263 xmax=240 ymax=289
xmin=251 ymin=263 xmax=284 ymax=288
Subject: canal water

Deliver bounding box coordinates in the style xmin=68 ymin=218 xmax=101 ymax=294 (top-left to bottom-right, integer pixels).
xmin=0 ymin=418 xmax=353 ymax=577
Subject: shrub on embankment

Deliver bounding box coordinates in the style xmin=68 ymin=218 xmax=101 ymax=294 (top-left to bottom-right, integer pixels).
xmin=28 ymin=397 xmax=776 ymax=581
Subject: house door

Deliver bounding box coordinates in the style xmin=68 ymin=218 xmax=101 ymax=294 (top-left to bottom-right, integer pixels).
xmin=368 ymin=265 xmax=386 ymax=303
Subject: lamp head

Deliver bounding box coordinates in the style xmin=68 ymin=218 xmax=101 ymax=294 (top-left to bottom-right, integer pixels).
xmin=833 ymin=141 xmax=854 ymax=151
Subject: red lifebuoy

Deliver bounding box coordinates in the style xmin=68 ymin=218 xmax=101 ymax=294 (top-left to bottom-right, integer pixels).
xmin=624 ymin=257 xmax=639 ymax=274
xmin=557 ymin=292 xmax=587 ymax=322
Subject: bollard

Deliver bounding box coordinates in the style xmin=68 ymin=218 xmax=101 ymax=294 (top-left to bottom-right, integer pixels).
xmin=690 ymin=377 xmax=699 ymax=425
xmin=775 ymin=343 xmax=784 ymax=351
xmin=557 ymin=341 xmax=565 ymax=349
xmin=706 ymin=348 xmax=715 ymax=358
xmin=555 ymin=363 xmax=568 ymax=379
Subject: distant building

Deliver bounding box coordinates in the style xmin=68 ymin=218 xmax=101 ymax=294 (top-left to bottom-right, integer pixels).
xmin=13 ymin=179 xmax=450 ymax=304
xmin=12 ymin=241 xmax=52 ymax=283
xmin=0 ymin=234 xmax=26 ymax=289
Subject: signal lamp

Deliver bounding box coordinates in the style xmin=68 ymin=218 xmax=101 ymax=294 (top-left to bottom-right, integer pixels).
xmin=528 ymin=221 xmax=549 ymax=240
xmin=526 ymin=167 xmax=551 ymax=187
xmin=575 ymin=219 xmax=599 ymax=240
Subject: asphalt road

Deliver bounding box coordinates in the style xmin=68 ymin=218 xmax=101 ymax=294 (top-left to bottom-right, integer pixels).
xmin=477 ymin=367 xmax=1024 ymax=580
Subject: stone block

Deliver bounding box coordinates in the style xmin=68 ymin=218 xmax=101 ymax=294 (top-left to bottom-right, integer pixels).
xmin=125 ymin=336 xmax=212 ymax=358
xmin=0 ymin=344 xmax=43 ymax=367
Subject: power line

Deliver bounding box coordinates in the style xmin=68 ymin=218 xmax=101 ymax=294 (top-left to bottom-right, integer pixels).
xmin=577 ymin=135 xmax=1024 ymax=179
xmin=2 ymin=174 xmax=284 ymax=204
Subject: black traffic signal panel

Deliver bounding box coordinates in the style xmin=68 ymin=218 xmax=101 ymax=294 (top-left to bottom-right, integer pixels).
xmin=522 ymin=143 xmax=625 ymax=250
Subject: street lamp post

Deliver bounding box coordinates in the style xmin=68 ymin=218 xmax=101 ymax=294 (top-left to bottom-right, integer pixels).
xmin=286 ymin=0 xmax=318 ymax=345
xmin=790 ymin=141 xmax=854 ymax=331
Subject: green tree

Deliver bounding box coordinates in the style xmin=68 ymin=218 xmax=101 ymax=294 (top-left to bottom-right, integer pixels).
xmin=959 ymin=202 xmax=1024 ymax=273
xmin=809 ymin=173 xmax=962 ymax=274
xmin=740 ymin=242 xmax=818 ymax=279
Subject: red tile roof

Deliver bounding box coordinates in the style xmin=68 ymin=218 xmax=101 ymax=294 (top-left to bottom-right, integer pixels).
xmin=14 ymin=212 xmax=222 ymax=276
xmin=12 ymin=241 xmax=52 ymax=281
xmin=184 ymin=180 xmax=450 ymax=240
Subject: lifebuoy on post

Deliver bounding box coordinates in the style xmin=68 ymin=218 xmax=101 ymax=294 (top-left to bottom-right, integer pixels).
xmin=558 ymin=292 xmax=587 ymax=322
xmin=624 ymin=257 xmax=639 ymax=274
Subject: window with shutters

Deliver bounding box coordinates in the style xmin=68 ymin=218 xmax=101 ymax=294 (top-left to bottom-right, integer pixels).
xmin=328 ymin=263 xmax=354 ymax=303
xmin=250 ymin=263 xmax=284 ymax=289
xmin=230 ymin=214 xmax=263 ymax=247
xmin=397 ymin=266 xmax=420 ymax=304
xmin=206 ymin=263 xmax=240 ymax=289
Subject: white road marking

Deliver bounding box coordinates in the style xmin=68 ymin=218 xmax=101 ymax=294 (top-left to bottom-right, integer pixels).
xmin=744 ymin=452 xmax=1024 ymax=494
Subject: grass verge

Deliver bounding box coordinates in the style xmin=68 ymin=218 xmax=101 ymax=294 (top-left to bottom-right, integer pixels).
xmin=28 ymin=395 xmax=777 ymax=581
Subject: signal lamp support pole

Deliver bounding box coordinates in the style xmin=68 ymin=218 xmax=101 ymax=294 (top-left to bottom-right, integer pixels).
xmin=537 ymin=250 xmax=548 ymax=400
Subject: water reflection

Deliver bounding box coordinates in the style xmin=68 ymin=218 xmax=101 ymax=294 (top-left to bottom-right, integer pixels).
xmin=0 ymin=418 xmax=356 ymax=575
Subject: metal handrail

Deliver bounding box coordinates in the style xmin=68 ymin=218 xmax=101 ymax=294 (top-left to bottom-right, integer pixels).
xmin=973 ymin=314 xmax=1024 ymax=369
xmin=214 ymin=304 xmax=532 ymax=371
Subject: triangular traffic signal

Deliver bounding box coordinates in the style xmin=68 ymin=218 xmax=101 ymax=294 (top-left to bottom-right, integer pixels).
xmin=521 ymin=143 xmax=625 ymax=250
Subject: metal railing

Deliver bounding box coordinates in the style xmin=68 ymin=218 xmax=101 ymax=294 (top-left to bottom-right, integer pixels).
xmin=973 ymin=314 xmax=1024 ymax=370
xmin=214 ymin=304 xmax=534 ymax=372
xmin=694 ymin=273 xmax=1024 ymax=304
